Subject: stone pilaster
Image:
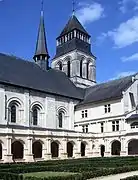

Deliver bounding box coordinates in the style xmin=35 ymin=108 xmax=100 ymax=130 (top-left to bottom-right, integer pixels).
xmin=74 ymin=138 xmax=81 ymax=158
xmin=24 ymin=137 xmax=34 ymax=162
xmin=44 ymin=138 xmax=51 ymax=160
xmin=104 ymin=139 xmax=110 ymax=157
xmin=120 ymin=137 xmax=127 ymax=156
xmin=4 ymin=136 xmax=13 ymax=163
xmin=86 ymin=139 xmax=93 ymax=157
xmin=60 ymin=138 xmax=68 ymax=159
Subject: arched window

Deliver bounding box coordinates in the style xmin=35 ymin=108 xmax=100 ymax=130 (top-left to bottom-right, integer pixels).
xmin=32 ymin=107 xmax=38 ymax=126
xmin=11 ymin=105 xmax=16 ymax=123
xmin=58 ymin=111 xmax=64 ymax=128
xmin=67 ymin=61 xmax=71 ymax=77
xmin=59 ymin=62 xmax=62 ymax=71
xmin=86 ymin=62 xmax=89 ymax=79
xmin=80 ymin=59 xmax=83 ymax=77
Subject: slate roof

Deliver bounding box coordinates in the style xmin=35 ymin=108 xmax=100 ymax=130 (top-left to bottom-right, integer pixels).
xmin=126 ymin=114 xmax=138 ymax=120
xmin=0 ymin=53 xmax=83 ymax=100
xmin=34 ymin=11 xmax=49 ymax=58
xmin=76 ymin=75 xmax=135 ymax=107
xmin=58 ymin=15 xmax=90 ymax=38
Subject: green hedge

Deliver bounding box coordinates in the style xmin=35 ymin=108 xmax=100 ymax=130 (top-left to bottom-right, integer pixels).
xmin=1 ymin=156 xmax=138 ymax=174
xmin=0 ymin=172 xmax=23 ymax=180
xmin=23 ymin=167 xmax=138 ymax=180
xmin=0 ymin=157 xmax=138 ymax=179
xmin=82 ymin=166 xmax=138 ymax=179
xmin=0 ymin=156 xmax=138 ymax=173
xmin=121 ymin=176 xmax=138 ymax=180
xmin=24 ymin=174 xmax=83 ymax=180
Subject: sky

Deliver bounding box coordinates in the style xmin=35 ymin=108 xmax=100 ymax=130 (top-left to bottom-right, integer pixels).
xmin=0 ymin=0 xmax=138 ymax=83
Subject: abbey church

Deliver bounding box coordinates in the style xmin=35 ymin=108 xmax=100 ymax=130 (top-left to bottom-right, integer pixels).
xmin=0 ymin=4 xmax=138 ymax=163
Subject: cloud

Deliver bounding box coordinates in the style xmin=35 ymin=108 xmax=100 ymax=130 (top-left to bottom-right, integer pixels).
xmin=99 ymin=16 xmax=138 ymax=48
xmin=121 ymin=53 xmax=138 ymax=62
xmin=119 ymin=0 xmax=138 ymax=13
xmin=76 ymin=2 xmax=104 ymax=25
xmin=111 ymin=71 xmax=136 ymax=80
xmin=96 ymin=32 xmax=108 ymax=45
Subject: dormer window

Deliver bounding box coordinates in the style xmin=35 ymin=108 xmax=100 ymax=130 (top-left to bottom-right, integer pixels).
xmin=104 ymin=104 xmax=111 ymax=113
xmin=81 ymin=110 xmax=88 ymax=118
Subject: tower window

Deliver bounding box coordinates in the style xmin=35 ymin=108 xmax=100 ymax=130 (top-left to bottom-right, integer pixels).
xmin=80 ymin=60 xmax=83 ymax=77
xmin=86 ymin=62 xmax=89 ymax=79
xmin=59 ymin=62 xmax=62 ymax=71
xmin=67 ymin=61 xmax=71 ymax=77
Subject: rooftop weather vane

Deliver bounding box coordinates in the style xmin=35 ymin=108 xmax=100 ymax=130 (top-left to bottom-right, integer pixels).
xmin=41 ymin=0 xmax=44 ymax=15
xmin=72 ymin=0 xmax=75 ymax=15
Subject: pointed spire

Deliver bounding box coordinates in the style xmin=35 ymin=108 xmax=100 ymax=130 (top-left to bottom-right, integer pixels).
xmin=58 ymin=15 xmax=90 ymax=38
xmin=33 ymin=0 xmax=50 ymax=61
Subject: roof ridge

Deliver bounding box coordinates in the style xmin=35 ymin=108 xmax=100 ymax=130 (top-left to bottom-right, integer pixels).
xmin=91 ymin=74 xmax=135 ymax=88
xmin=0 ymin=53 xmax=32 ymax=63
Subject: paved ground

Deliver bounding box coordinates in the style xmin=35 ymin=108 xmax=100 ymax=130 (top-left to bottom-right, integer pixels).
xmin=90 ymin=171 xmax=138 ymax=180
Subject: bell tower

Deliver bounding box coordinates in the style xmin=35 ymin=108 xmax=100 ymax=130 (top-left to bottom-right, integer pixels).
xmin=51 ymin=13 xmax=96 ymax=88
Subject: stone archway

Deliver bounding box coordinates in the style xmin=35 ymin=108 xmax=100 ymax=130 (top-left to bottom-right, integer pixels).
xmin=100 ymin=145 xmax=105 ymax=157
xmin=32 ymin=141 xmax=42 ymax=158
xmin=67 ymin=142 xmax=73 ymax=158
xmin=11 ymin=141 xmax=23 ymax=159
xmin=128 ymin=139 xmax=138 ymax=155
xmin=81 ymin=142 xmax=86 ymax=157
xmin=51 ymin=141 xmax=59 ymax=158
xmin=111 ymin=140 xmax=121 ymax=155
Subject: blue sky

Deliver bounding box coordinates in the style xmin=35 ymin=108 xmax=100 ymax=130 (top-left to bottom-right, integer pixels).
xmin=0 ymin=0 xmax=138 ymax=82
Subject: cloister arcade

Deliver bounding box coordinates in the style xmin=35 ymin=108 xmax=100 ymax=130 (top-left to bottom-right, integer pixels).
xmin=0 ymin=139 xmax=89 ymax=162
xmin=0 ymin=137 xmax=137 ymax=162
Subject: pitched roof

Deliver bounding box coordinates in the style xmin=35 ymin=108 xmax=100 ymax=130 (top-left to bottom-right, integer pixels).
xmin=0 ymin=53 xmax=83 ymax=100
xmin=76 ymin=75 xmax=135 ymax=107
xmin=58 ymin=15 xmax=90 ymax=38
xmin=34 ymin=11 xmax=49 ymax=58
xmin=126 ymin=114 xmax=138 ymax=120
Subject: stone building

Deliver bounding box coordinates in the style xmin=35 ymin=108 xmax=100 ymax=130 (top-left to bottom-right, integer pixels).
xmin=0 ymin=4 xmax=137 ymax=163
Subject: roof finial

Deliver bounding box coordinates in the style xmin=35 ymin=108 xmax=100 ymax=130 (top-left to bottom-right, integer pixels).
xmin=72 ymin=0 xmax=75 ymax=16
xmin=41 ymin=0 xmax=44 ymax=16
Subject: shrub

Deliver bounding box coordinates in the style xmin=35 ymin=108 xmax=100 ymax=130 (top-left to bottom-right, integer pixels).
xmin=0 ymin=172 xmax=23 ymax=180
